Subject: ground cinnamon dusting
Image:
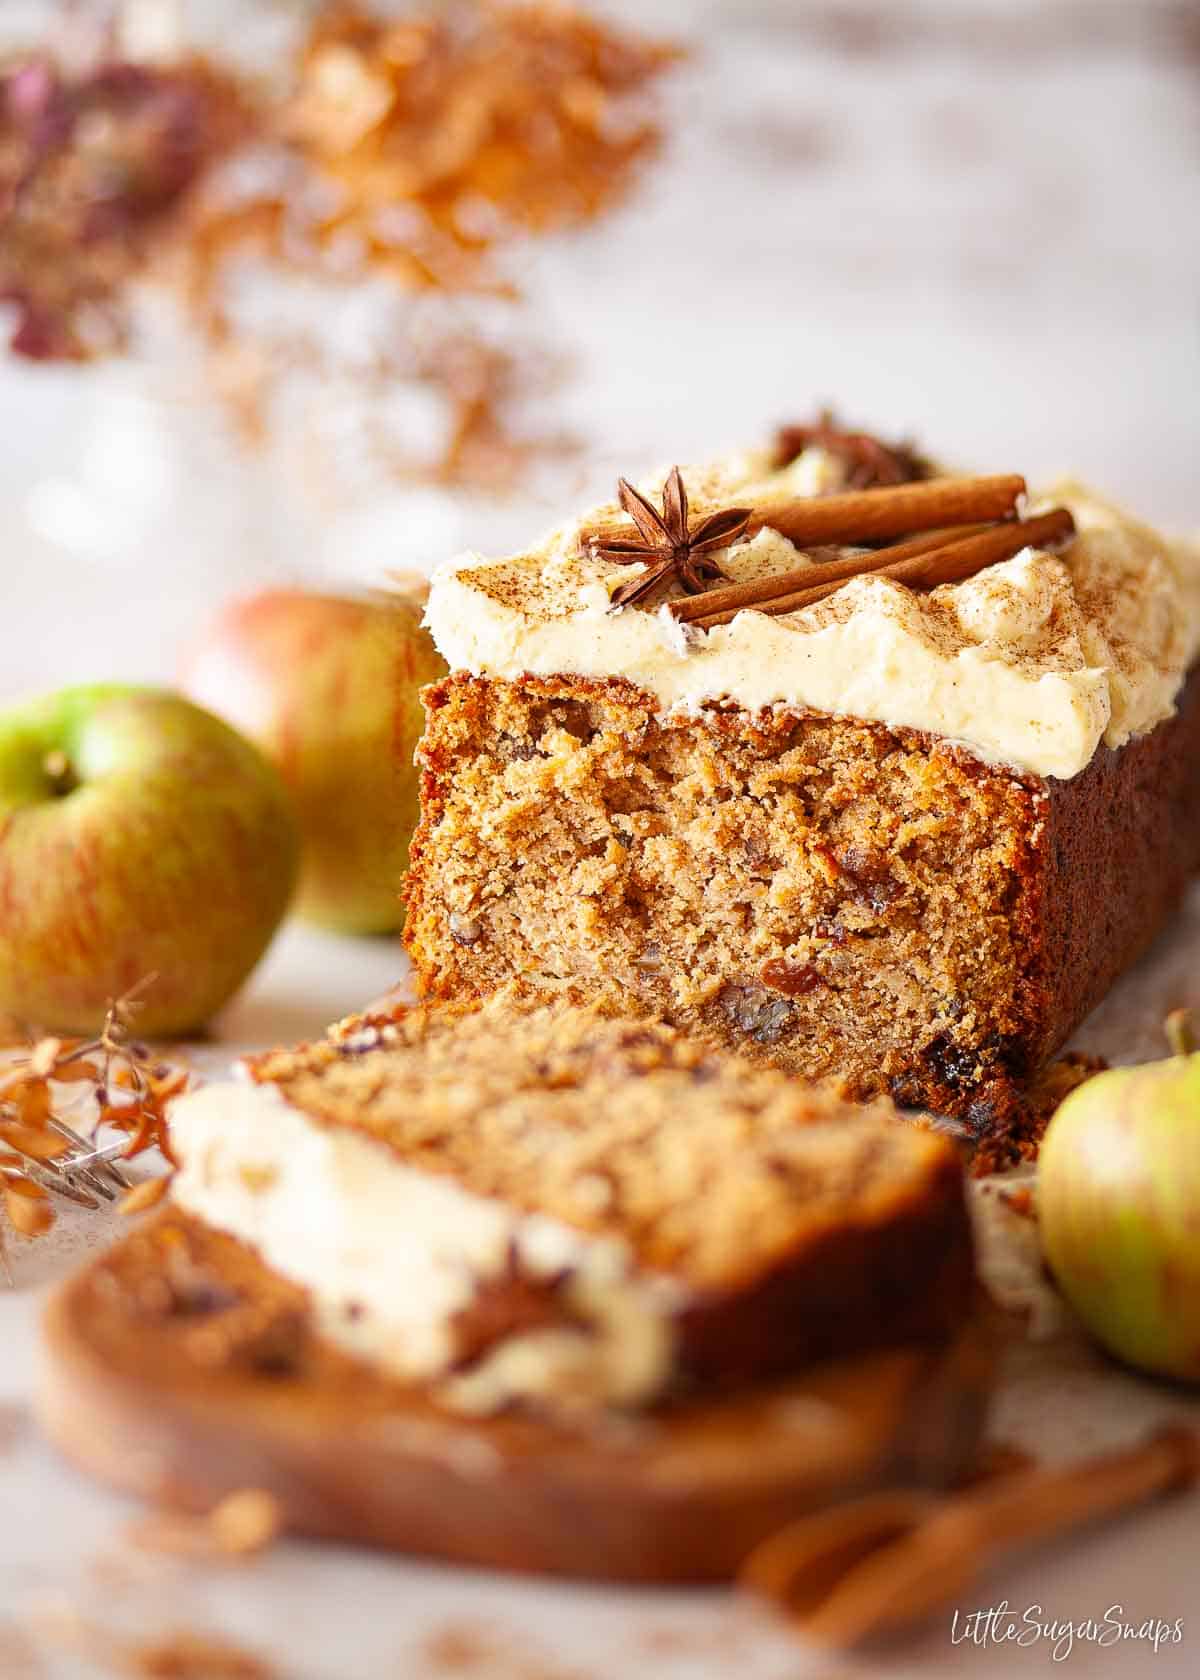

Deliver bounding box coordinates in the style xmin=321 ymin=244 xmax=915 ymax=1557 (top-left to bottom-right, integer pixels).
xmin=580 ymin=470 xmax=1032 ymax=622
xmin=662 ymin=485 xmax=1070 ymax=629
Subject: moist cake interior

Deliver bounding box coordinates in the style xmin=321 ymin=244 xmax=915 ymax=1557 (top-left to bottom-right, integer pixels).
xmin=406 ymin=675 xmax=1044 ymax=1120
xmin=249 ymin=998 xmax=956 ymax=1292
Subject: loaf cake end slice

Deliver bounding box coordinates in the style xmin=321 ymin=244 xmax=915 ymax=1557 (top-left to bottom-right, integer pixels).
xmin=167 ymin=993 xmax=973 ymax=1417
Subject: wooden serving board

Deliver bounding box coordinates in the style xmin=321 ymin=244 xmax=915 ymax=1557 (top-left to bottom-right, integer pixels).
xmin=39 ymin=1212 xmax=996 ymax=1585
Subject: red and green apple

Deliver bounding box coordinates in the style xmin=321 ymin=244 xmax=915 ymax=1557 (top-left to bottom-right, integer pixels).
xmin=181 ymin=588 xmax=445 ymax=935
xmin=0 ymin=684 xmax=299 ymax=1036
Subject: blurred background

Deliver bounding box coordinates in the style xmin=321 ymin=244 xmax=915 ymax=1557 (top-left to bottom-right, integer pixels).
xmin=2 ymin=0 xmax=1198 ymax=700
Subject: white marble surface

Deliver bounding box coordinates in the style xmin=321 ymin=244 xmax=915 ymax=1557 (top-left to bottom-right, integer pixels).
xmin=2 ymin=1 xmax=1200 ymax=1674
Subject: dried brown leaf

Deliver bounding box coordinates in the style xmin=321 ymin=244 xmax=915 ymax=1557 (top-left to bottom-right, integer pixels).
xmin=119 ymin=1176 xmax=171 ymax=1216
xmin=0 ymin=981 xmax=186 ymax=1263
xmin=13 ymin=1081 xmax=51 ymax=1127
xmin=0 ymin=1123 xmax=72 ymax=1160
xmin=5 ymin=1187 xmax=54 ymax=1236
xmin=174 ymin=3 xmax=677 ymax=491
xmin=2 ymin=1173 xmax=49 ymax=1199
xmin=150 ymin=1070 xmax=190 ymax=1102
xmin=50 ymin=1058 xmax=104 ymax=1085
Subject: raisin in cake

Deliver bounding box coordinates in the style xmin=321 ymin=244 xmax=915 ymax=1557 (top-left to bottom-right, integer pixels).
xmin=407 ymin=429 xmax=1200 ymax=1130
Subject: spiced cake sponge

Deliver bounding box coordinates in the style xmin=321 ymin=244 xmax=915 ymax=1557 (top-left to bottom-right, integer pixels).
xmin=406 ymin=433 xmax=1200 ymax=1126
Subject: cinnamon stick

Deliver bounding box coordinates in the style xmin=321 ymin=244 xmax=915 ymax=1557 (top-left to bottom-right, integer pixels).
xmin=584 ymin=473 xmax=1024 ymax=560
xmin=746 ymin=473 xmax=1026 ymax=546
xmin=670 ymin=523 xmax=991 ymax=626
xmin=740 ymin=1425 xmax=1199 ymax=1649
xmin=686 ymin=508 xmax=1075 ymax=631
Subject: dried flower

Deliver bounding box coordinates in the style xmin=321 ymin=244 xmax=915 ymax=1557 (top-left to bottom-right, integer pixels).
xmin=773 ymin=410 xmax=933 ymax=489
xmin=177 ymin=1 xmax=679 ymax=490
xmin=0 ymin=981 xmax=188 ymax=1265
xmin=3 ymin=1178 xmax=53 ymax=1237
xmin=0 ymin=51 xmax=249 ymax=360
xmin=1 ymin=3 xmax=678 ymax=492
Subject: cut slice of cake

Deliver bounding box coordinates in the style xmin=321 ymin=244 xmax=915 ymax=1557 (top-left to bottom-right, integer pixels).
xmin=166 ymin=994 xmax=972 ymax=1417
xmin=407 ymin=427 xmax=1200 ymax=1129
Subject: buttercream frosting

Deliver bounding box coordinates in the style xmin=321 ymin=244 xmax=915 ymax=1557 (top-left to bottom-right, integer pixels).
xmin=168 ymin=1079 xmax=678 ymax=1414
xmin=424 ymin=447 xmax=1200 ymax=779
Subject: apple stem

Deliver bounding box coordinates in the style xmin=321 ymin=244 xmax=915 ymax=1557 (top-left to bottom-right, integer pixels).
xmin=42 ymin=749 xmax=78 ymax=797
xmin=1164 ymin=1009 xmax=1197 ymax=1058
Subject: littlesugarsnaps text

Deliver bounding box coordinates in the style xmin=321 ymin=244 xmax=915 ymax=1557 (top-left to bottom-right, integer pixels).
xmin=951 ymin=1603 xmax=1184 ymax=1662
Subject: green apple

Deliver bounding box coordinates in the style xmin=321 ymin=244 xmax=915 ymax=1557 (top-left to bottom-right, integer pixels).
xmin=0 ymin=685 xmax=299 ymax=1036
xmin=1038 ymin=1023 xmax=1200 ymax=1384
xmin=181 ymin=588 xmax=445 ymax=935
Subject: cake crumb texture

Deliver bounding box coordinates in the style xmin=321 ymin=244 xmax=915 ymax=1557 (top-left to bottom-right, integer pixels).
xmin=404 ymin=668 xmax=1200 ymax=1125
xmin=248 ymin=993 xmax=961 ymax=1294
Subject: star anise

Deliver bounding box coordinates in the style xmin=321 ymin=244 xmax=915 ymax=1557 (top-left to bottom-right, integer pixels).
xmin=448 ymin=1239 xmax=575 ymax=1370
xmin=591 ymin=466 xmax=752 ymax=609
xmin=773 ymin=409 xmax=932 ymax=489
